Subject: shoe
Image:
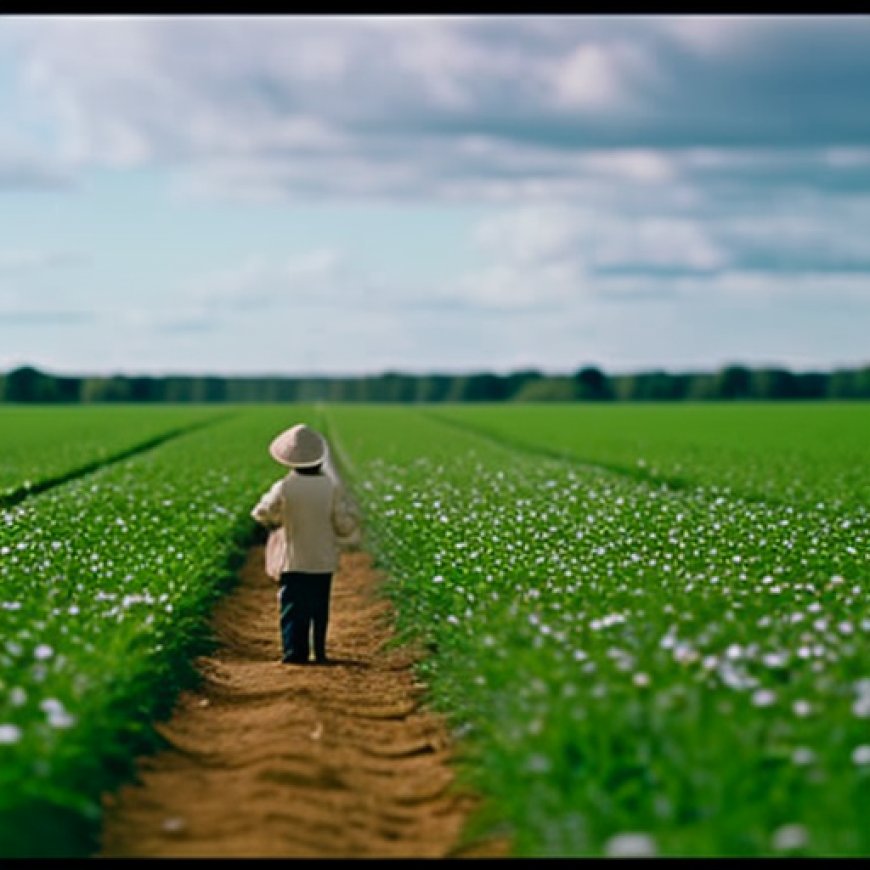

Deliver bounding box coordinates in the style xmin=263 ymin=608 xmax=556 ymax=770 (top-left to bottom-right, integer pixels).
xmin=282 ymin=653 xmax=309 ymax=665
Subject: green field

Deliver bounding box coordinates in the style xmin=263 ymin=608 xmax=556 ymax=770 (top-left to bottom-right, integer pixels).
xmin=324 ymin=404 xmax=869 ymax=857
xmin=0 ymin=405 xmax=227 ymax=504
xmin=426 ymin=402 xmax=870 ymax=508
xmin=0 ymin=406 xmax=310 ymax=855
xmin=1 ymin=402 xmax=867 ymax=857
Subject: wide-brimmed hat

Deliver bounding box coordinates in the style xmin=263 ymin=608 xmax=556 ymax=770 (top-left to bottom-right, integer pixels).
xmin=269 ymin=424 xmax=327 ymax=468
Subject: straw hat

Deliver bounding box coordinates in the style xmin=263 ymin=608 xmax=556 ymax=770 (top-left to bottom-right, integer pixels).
xmin=268 ymin=424 xmax=327 ymax=468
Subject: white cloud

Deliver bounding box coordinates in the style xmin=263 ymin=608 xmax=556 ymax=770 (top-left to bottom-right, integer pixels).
xmin=551 ymin=43 xmax=624 ymax=110
xmin=0 ymin=139 xmax=73 ymax=190
xmin=550 ymin=38 xmax=662 ymax=113
xmin=8 ymin=15 xmax=870 ymax=200
xmin=0 ymin=248 xmax=88 ymax=272
xmin=182 ymin=247 xmax=362 ymax=313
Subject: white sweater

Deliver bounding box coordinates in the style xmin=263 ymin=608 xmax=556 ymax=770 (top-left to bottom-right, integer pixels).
xmin=251 ymin=471 xmax=359 ymax=574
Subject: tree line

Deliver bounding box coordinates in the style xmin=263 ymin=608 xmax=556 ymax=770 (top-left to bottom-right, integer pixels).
xmin=1 ymin=364 xmax=869 ymax=404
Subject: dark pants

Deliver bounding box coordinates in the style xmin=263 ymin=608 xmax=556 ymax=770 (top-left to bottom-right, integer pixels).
xmin=278 ymin=571 xmax=333 ymax=663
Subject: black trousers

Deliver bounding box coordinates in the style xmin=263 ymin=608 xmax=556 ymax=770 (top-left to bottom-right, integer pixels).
xmin=278 ymin=571 xmax=333 ymax=663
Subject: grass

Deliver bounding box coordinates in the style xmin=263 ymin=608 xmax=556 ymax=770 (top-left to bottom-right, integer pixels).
xmin=325 ymin=403 xmax=869 ymax=857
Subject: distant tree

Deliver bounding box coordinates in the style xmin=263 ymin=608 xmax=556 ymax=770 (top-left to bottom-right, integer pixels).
xmin=684 ymin=373 xmax=720 ymax=401
xmin=668 ymin=373 xmax=694 ymax=401
xmin=574 ymin=366 xmax=613 ymax=401
xmin=161 ymin=377 xmax=193 ymax=403
xmin=828 ymin=369 xmax=858 ymax=399
xmin=80 ymin=377 xmax=103 ymax=403
xmin=55 ymin=375 xmax=82 ymax=402
xmin=620 ymin=370 xmax=692 ymax=401
xmin=105 ymin=376 xmax=133 ymax=402
xmin=828 ymin=367 xmax=870 ymax=399
xmin=443 ymin=373 xmax=504 ymax=402
xmin=513 ymin=376 xmax=578 ymax=402
xmin=349 ymin=377 xmax=374 ymax=402
xmin=3 ymin=366 xmax=37 ymax=402
xmin=203 ymin=376 xmax=229 ymax=402
xmin=415 ymin=374 xmax=453 ymax=403
xmin=374 ymin=372 xmax=417 ymax=402
xmin=751 ymin=368 xmax=797 ymax=400
xmin=793 ymin=372 xmax=828 ymax=400
xmin=468 ymin=373 xmax=510 ymax=401
xmin=3 ymin=366 xmax=61 ymax=402
xmin=127 ymin=376 xmax=157 ymax=402
xmin=717 ymin=365 xmax=753 ymax=400
xmin=503 ymin=369 xmax=544 ymax=401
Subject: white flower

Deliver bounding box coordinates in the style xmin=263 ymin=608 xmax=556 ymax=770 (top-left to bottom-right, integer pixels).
xmin=604 ymin=832 xmax=657 ymax=857
xmin=525 ymin=753 xmax=551 ymax=774
xmin=47 ymin=709 xmax=76 ymax=729
xmin=791 ymin=747 xmax=815 ymax=766
xmin=762 ymin=651 xmax=788 ymax=669
xmin=752 ymin=689 xmax=777 ymax=708
xmin=0 ymin=724 xmax=22 ymax=745
xmin=771 ymin=823 xmax=808 ymax=851
xmin=792 ymin=700 xmax=812 ymax=717
xmin=33 ymin=644 xmax=54 ymax=661
xmin=852 ymin=745 xmax=870 ymax=766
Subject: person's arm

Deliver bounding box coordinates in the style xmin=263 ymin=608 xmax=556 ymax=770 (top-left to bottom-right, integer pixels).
xmin=251 ymin=478 xmax=285 ymax=530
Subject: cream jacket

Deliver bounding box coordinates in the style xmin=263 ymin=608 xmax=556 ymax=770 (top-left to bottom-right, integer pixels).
xmin=251 ymin=471 xmax=359 ymax=577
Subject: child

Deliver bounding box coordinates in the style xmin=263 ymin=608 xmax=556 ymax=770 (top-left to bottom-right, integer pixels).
xmin=251 ymin=423 xmax=359 ymax=665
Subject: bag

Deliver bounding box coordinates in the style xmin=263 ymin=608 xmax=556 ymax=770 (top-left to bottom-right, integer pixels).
xmin=265 ymin=527 xmax=286 ymax=581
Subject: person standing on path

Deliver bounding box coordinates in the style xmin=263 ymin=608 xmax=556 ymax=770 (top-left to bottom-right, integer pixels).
xmin=251 ymin=423 xmax=359 ymax=665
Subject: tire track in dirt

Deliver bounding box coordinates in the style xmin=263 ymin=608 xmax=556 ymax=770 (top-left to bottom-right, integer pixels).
xmin=98 ymin=544 xmax=510 ymax=858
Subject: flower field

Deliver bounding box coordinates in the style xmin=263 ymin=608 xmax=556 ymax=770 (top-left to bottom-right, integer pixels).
xmin=0 ymin=405 xmax=226 ymax=505
xmin=0 ymin=402 xmax=867 ymax=857
xmin=324 ymin=403 xmax=869 ymax=857
xmin=0 ymin=406 xmax=302 ymax=856
xmin=427 ymin=402 xmax=870 ymax=508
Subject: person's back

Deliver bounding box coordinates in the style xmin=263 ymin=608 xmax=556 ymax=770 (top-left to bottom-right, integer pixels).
xmin=280 ymin=470 xmax=341 ymax=574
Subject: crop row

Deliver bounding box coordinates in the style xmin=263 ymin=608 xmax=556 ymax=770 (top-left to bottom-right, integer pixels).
xmin=325 ymin=405 xmax=870 ymax=857
xmin=0 ymin=406 xmax=300 ymax=856
xmin=428 ymin=403 xmax=870 ymax=510
xmin=0 ymin=405 xmax=226 ymax=504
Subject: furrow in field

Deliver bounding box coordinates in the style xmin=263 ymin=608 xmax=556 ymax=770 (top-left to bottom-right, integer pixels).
xmin=98 ymin=545 xmax=509 ymax=859
xmin=419 ymin=406 xmax=687 ymax=490
xmin=0 ymin=411 xmax=235 ymax=508
xmin=422 ymin=404 xmax=870 ymax=511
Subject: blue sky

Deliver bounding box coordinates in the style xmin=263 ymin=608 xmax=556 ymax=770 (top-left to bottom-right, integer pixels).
xmin=1 ymin=14 xmax=869 ymax=377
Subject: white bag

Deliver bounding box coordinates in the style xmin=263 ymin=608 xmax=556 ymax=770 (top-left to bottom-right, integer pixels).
xmin=265 ymin=527 xmax=286 ymax=581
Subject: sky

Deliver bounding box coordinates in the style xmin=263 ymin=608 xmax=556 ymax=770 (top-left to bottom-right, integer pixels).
xmin=1 ymin=13 xmax=869 ymax=378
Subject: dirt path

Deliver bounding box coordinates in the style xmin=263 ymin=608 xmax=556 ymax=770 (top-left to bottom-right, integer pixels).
xmin=98 ymin=544 xmax=509 ymax=858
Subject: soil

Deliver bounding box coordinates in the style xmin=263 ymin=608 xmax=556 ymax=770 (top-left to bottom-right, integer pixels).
xmin=98 ymin=544 xmax=510 ymax=858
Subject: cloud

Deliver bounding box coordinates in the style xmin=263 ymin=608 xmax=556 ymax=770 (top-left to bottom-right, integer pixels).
xmin=0 ymin=148 xmax=73 ymax=191
xmin=183 ymin=248 xmax=381 ymax=312
xmin=0 ymin=309 xmax=93 ymax=325
xmin=6 ymin=15 xmax=870 ymax=202
xmin=451 ymin=198 xmax=870 ymax=311
xmin=0 ymin=249 xmax=88 ymax=272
